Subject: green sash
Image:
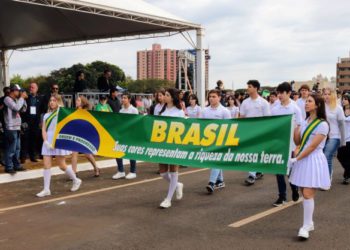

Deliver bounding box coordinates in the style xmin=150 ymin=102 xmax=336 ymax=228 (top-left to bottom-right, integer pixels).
xmin=296 ymin=118 xmax=322 ymax=156
xmin=45 ymin=110 xmax=58 ymax=131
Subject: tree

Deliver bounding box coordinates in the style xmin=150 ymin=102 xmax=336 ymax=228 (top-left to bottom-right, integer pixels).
xmin=86 ymin=61 xmax=126 ymax=88
xmin=126 ymin=79 xmax=175 ymax=93
xmin=45 ymin=61 xmax=127 ymax=93
xmin=10 ymin=61 xmax=127 ymax=94
xmin=24 ymin=75 xmax=51 ymax=94
xmin=10 ymin=74 xmax=24 ymax=85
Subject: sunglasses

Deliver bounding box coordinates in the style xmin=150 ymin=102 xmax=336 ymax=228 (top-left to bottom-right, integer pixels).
xmin=52 ymin=87 xmax=59 ymax=90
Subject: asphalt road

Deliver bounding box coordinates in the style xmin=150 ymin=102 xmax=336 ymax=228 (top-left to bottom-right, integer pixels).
xmin=0 ymin=161 xmax=349 ymax=250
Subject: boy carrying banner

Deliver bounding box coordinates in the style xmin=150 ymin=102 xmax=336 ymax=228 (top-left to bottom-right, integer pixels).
xmin=271 ymin=82 xmax=302 ymax=206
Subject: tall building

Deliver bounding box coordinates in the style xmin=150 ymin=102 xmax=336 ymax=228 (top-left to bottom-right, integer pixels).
xmin=337 ymin=57 xmax=350 ymax=92
xmin=137 ymin=44 xmax=177 ymax=82
xmin=137 ymin=44 xmax=210 ymax=91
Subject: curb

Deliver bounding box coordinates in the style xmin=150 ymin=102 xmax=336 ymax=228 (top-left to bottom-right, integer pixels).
xmin=0 ymin=159 xmax=122 ymax=184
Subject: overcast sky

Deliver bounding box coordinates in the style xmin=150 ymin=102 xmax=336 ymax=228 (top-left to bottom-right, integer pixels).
xmin=9 ymin=0 xmax=350 ymax=89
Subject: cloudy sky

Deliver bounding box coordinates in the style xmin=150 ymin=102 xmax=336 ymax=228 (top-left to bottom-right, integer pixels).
xmin=9 ymin=0 xmax=350 ymax=89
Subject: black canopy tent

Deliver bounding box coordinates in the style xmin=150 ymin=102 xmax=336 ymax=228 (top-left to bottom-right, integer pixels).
xmin=0 ymin=0 xmax=206 ymax=103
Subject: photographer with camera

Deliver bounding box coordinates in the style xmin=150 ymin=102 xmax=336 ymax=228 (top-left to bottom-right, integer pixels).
xmin=3 ymin=84 xmax=27 ymax=174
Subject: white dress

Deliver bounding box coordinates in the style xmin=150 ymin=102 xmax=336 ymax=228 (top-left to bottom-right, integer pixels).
xmin=289 ymin=120 xmax=331 ymax=188
xmin=41 ymin=111 xmax=71 ymax=156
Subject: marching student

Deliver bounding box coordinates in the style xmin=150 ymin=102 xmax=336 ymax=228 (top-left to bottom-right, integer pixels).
xmin=271 ymin=82 xmax=302 ymax=206
xmin=269 ymin=91 xmax=280 ymax=109
xmin=337 ymin=94 xmax=350 ymax=185
xmin=323 ymin=88 xmax=346 ymax=182
xmin=158 ymin=88 xmax=185 ymax=208
xmin=289 ymin=94 xmax=331 ymax=239
xmin=239 ymin=80 xmax=271 ymax=185
xmin=200 ymin=89 xmax=231 ymax=193
xmin=226 ymin=95 xmax=239 ymax=118
xmin=153 ymin=89 xmax=166 ymax=116
xmin=289 ymin=93 xmax=330 ymax=239
xmin=112 ymin=92 xmax=139 ymax=180
xmin=186 ymin=94 xmax=201 ymax=118
xmin=36 ymin=95 xmax=82 ymax=197
xmin=71 ymin=95 xmax=100 ymax=177
xmin=296 ymin=84 xmax=310 ymax=120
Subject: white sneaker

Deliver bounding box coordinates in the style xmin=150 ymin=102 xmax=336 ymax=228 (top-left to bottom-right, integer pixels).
xmin=298 ymin=227 xmax=309 ymax=239
xmin=125 ymin=172 xmax=137 ymax=180
xmin=112 ymin=172 xmax=126 ymax=180
xmin=304 ymin=223 xmax=314 ymax=231
xmin=176 ymin=182 xmax=184 ymax=200
xmin=159 ymin=198 xmax=171 ymax=208
xmin=298 ymin=224 xmax=314 ymax=239
xmin=36 ymin=189 xmax=51 ymax=198
xmin=71 ymin=178 xmax=82 ymax=192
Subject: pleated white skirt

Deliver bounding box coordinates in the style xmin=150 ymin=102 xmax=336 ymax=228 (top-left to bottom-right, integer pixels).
xmin=289 ymin=149 xmax=331 ymax=188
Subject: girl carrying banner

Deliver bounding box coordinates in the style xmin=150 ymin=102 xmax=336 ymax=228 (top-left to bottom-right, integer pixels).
xmin=186 ymin=94 xmax=201 ymax=118
xmin=36 ymin=95 xmax=82 ymax=197
xmin=289 ymin=93 xmax=330 ymax=239
xmin=158 ymin=88 xmax=185 ymax=208
xmin=71 ymin=95 xmax=100 ymax=177
xmin=226 ymin=95 xmax=239 ymax=118
xmin=153 ymin=89 xmax=165 ymax=116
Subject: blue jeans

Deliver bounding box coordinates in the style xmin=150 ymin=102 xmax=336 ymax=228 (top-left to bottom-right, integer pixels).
xmin=276 ymin=174 xmax=298 ymax=199
xmin=116 ymin=158 xmax=136 ymax=173
xmin=209 ymin=169 xmax=223 ymax=183
xmin=323 ymin=138 xmax=340 ymax=177
xmin=4 ymin=130 xmax=21 ymax=171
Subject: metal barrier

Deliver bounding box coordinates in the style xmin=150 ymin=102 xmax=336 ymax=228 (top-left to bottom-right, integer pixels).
xmin=76 ymin=92 xmax=153 ymax=109
xmin=61 ymin=94 xmax=74 ymax=108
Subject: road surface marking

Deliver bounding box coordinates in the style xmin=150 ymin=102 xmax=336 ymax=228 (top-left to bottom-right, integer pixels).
xmin=0 ymin=168 xmax=208 ymax=213
xmin=228 ymin=199 xmax=303 ymax=228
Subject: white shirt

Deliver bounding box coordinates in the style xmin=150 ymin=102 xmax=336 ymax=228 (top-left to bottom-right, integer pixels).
xmin=239 ymin=96 xmax=271 ymax=118
xmin=270 ymin=99 xmax=280 ymax=109
xmin=271 ymin=101 xmax=302 ymax=127
xmin=120 ymin=105 xmax=138 ymax=114
xmin=200 ymin=104 xmax=231 ymax=120
xmin=325 ymin=104 xmax=345 ymax=139
xmin=161 ymin=106 xmax=185 ymax=118
xmin=271 ymin=101 xmax=302 ymax=150
xmin=186 ymin=105 xmax=201 ymax=118
xmin=296 ymin=98 xmax=307 ymax=120
xmin=227 ymin=106 xmax=239 ymax=118
xmin=154 ymin=103 xmax=164 ymax=116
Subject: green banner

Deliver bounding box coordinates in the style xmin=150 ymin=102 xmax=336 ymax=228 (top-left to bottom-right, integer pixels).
xmin=53 ymin=108 xmax=292 ymax=174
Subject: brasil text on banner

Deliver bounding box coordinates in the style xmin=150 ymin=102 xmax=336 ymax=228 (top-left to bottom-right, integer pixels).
xmin=53 ymin=108 xmax=293 ymax=175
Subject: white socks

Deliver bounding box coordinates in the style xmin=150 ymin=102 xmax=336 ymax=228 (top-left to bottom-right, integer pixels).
xmin=161 ymin=172 xmax=179 ymax=201
xmin=160 ymin=172 xmax=170 ymax=182
xmin=166 ymin=172 xmax=178 ymax=201
xmin=65 ymin=166 xmax=78 ymax=182
xmin=303 ymin=198 xmax=314 ymax=227
xmin=43 ymin=169 xmax=51 ymax=191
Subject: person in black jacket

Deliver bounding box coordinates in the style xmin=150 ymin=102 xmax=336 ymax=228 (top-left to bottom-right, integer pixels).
xmin=107 ymin=86 xmax=121 ymax=113
xmin=20 ymin=83 xmax=43 ymax=163
xmin=73 ymin=71 xmax=87 ymax=93
xmin=97 ymin=69 xmax=113 ymax=92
